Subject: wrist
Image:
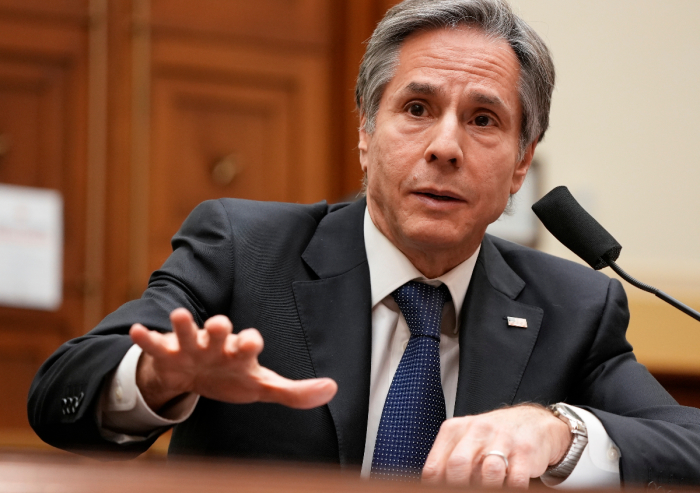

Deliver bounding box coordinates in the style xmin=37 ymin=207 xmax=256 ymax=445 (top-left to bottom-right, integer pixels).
xmin=551 ymin=412 xmax=573 ymax=465
xmin=135 ymin=352 xmax=189 ymax=412
xmin=542 ymin=403 xmax=589 ymax=486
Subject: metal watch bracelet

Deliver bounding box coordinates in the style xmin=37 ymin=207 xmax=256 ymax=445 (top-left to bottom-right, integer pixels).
xmin=541 ymin=403 xmax=589 ymax=487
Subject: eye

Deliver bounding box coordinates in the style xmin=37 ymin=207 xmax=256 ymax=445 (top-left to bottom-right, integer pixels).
xmin=407 ymin=103 xmax=426 ymax=117
xmin=474 ymin=115 xmax=492 ymax=127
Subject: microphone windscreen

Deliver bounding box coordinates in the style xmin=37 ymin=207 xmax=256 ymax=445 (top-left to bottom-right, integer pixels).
xmin=532 ymin=186 xmax=622 ymax=270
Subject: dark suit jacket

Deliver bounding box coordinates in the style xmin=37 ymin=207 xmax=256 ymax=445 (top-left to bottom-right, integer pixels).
xmin=28 ymin=198 xmax=700 ymax=486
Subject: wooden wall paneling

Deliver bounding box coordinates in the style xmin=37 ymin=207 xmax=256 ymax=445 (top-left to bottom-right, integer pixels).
xmin=104 ymin=0 xmax=341 ymax=313
xmin=333 ymin=0 xmax=367 ymax=200
xmin=150 ymin=0 xmax=332 ymax=49
xmin=334 ymin=0 xmax=404 ymax=199
xmin=0 ymin=330 xmax=64 ymax=429
xmin=83 ymin=0 xmax=108 ymax=331
xmin=0 ymin=9 xmax=89 ymax=339
xmin=149 ymin=76 xmax=294 ymax=272
xmin=104 ymin=0 xmax=404 ymax=308
xmin=126 ymin=0 xmax=151 ymax=301
xmin=142 ymin=19 xmax=332 ymax=276
xmin=378 ymin=0 xmax=403 ymax=15
xmin=0 ymin=0 xmax=87 ymax=22
xmin=102 ymin=0 xmax=135 ymax=313
xmin=0 ymin=8 xmax=89 ymax=435
xmin=149 ymin=24 xmax=333 ymax=201
xmin=653 ymin=372 xmax=700 ymax=410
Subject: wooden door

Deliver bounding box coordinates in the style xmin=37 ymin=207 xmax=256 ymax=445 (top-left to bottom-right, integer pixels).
xmin=0 ymin=0 xmax=401 ymax=450
xmin=0 ymin=0 xmax=89 ymax=441
xmin=145 ymin=0 xmax=335 ymax=274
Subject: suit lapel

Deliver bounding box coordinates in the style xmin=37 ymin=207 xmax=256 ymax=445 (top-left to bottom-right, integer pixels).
xmin=293 ymin=198 xmax=371 ymax=466
xmin=454 ymin=235 xmax=544 ymax=416
xmin=293 ymin=207 xmax=545 ymax=459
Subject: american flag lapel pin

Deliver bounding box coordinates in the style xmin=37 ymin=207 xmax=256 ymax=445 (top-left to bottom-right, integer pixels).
xmin=506 ymin=316 xmax=528 ymax=328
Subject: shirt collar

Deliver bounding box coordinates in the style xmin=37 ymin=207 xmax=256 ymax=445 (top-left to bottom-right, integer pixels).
xmin=363 ymin=206 xmax=480 ymax=322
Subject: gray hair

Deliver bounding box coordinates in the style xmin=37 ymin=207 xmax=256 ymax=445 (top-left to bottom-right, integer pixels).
xmin=355 ymin=0 xmax=555 ymax=157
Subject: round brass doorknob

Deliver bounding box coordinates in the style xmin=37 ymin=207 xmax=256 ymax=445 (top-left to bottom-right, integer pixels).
xmin=211 ymin=154 xmax=241 ymax=186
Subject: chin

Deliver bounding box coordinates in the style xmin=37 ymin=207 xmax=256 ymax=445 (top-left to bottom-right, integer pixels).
xmin=402 ymin=225 xmax=469 ymax=251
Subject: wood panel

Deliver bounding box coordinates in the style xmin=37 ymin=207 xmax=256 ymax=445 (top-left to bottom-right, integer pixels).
xmin=0 ymin=0 xmax=87 ymax=21
xmin=0 ymin=5 xmax=89 ymax=433
xmin=627 ymin=294 xmax=700 ymax=375
xmin=149 ymin=76 xmax=295 ymax=271
xmin=654 ymin=372 xmax=700 ymax=410
xmin=101 ymin=0 xmax=136 ymax=314
xmin=150 ymin=0 xmax=332 ymax=48
xmin=0 ymin=0 xmax=413 ymax=447
xmin=139 ymin=5 xmax=332 ymax=279
xmin=334 ymin=0 xmax=403 ymax=199
xmin=101 ymin=0 xmax=392 ymax=306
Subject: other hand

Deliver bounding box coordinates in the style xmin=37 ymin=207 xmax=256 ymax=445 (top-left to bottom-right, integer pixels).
xmin=129 ymin=308 xmax=337 ymax=412
xmin=422 ymin=404 xmax=571 ymax=489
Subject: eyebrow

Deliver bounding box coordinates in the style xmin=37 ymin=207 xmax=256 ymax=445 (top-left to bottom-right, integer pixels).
xmin=470 ymin=91 xmax=505 ymax=107
xmin=403 ymin=81 xmax=443 ymax=96
xmin=401 ymin=83 xmax=506 ymax=108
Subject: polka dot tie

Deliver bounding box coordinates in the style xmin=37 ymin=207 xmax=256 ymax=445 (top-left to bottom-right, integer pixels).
xmin=371 ymin=281 xmax=451 ymax=481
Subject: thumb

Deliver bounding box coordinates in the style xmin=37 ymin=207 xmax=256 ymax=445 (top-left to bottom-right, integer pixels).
xmin=258 ymin=371 xmax=338 ymax=409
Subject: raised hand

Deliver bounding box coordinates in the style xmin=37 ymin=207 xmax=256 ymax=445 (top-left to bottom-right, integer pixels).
xmin=129 ymin=308 xmax=337 ymax=413
xmin=422 ymin=405 xmax=571 ymax=489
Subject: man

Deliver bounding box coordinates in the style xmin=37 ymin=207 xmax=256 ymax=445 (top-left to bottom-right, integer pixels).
xmin=28 ymin=0 xmax=700 ymax=488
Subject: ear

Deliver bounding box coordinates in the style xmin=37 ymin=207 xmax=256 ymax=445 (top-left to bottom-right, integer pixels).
xmin=358 ymin=114 xmax=370 ymax=173
xmin=510 ymin=139 xmax=538 ymax=194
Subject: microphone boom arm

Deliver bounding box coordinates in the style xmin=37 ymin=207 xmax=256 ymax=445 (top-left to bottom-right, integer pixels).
xmin=605 ymin=258 xmax=700 ymax=322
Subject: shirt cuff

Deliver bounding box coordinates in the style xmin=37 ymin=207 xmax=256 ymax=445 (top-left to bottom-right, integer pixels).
xmin=547 ymin=405 xmax=621 ymax=489
xmin=98 ymin=344 xmax=199 ymax=443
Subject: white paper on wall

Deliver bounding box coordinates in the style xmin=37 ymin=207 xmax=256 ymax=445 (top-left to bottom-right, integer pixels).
xmin=0 ymin=184 xmax=63 ymax=311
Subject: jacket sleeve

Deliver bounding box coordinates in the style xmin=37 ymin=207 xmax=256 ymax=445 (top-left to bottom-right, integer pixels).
xmin=27 ymin=199 xmax=236 ymax=457
xmin=572 ymin=279 xmax=700 ymax=487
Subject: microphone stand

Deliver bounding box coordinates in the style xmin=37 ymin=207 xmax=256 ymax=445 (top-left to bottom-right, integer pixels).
xmin=605 ymin=258 xmax=700 ymax=322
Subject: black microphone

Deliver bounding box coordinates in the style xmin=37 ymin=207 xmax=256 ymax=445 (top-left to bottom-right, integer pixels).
xmin=532 ymin=186 xmax=700 ymax=323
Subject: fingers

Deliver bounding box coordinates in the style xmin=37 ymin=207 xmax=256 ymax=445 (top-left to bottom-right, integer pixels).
xmin=426 ymin=440 xmax=516 ymax=489
xmin=423 ymin=420 xmax=465 ymax=483
xmin=257 ymin=369 xmax=338 ymax=409
xmin=129 ymin=311 xmax=337 ymax=410
xmin=443 ymin=423 xmax=490 ymax=486
xmin=131 ymin=310 xmax=235 ymax=358
xmin=170 ymin=308 xmax=198 ymax=350
xmin=480 ymin=453 xmax=508 ymax=488
xmin=422 ymin=408 xmax=555 ymax=489
xmin=505 ymin=458 xmax=531 ymax=489
xmin=130 ymin=323 xmax=172 ymax=357
xmin=203 ymin=315 xmax=233 ymax=352
xmin=229 ymin=328 xmax=264 ymax=357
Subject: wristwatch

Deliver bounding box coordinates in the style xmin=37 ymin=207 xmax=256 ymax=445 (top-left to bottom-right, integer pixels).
xmin=541 ymin=403 xmax=589 ymax=486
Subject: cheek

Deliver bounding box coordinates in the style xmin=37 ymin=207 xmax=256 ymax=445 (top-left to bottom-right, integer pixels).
xmin=470 ymin=159 xmax=519 ymax=205
xmin=369 ymin=134 xmax=416 ymax=188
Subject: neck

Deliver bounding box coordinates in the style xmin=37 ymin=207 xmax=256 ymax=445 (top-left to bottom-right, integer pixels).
xmin=366 ymin=203 xmax=482 ymax=278
xmin=400 ymin=242 xmax=480 ymax=279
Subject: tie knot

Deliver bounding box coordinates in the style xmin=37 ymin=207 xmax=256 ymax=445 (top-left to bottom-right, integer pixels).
xmin=391 ymin=281 xmax=451 ymax=339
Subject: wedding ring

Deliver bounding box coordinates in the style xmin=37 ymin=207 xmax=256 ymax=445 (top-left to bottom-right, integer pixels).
xmin=485 ymin=450 xmax=509 ymax=471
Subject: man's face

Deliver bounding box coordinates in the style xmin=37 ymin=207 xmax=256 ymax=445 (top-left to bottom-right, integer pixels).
xmin=359 ymin=27 xmax=537 ymax=275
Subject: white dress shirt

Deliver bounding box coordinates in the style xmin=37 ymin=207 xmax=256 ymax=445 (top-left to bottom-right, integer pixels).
xmin=100 ymin=205 xmax=621 ymax=488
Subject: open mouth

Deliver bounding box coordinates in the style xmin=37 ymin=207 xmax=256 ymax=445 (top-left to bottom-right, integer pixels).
xmin=417 ymin=192 xmax=460 ymax=201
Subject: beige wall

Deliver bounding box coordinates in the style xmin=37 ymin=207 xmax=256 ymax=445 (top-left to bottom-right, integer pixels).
xmin=508 ymin=0 xmax=700 ymax=373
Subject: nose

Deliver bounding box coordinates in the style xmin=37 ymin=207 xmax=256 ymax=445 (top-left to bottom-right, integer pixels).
xmin=424 ymin=114 xmax=463 ymax=167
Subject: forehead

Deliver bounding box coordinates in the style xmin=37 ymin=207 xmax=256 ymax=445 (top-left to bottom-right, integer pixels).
xmin=386 ymin=27 xmax=521 ymax=104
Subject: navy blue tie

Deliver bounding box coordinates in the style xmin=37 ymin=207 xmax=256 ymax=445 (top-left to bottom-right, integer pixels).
xmin=371 ymin=281 xmax=451 ymax=481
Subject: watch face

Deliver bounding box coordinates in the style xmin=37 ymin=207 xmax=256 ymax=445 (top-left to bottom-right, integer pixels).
xmin=561 ymin=405 xmax=583 ymax=422
xmin=556 ymin=404 xmax=587 ymax=435
xmin=552 ymin=404 xmax=586 ymax=434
